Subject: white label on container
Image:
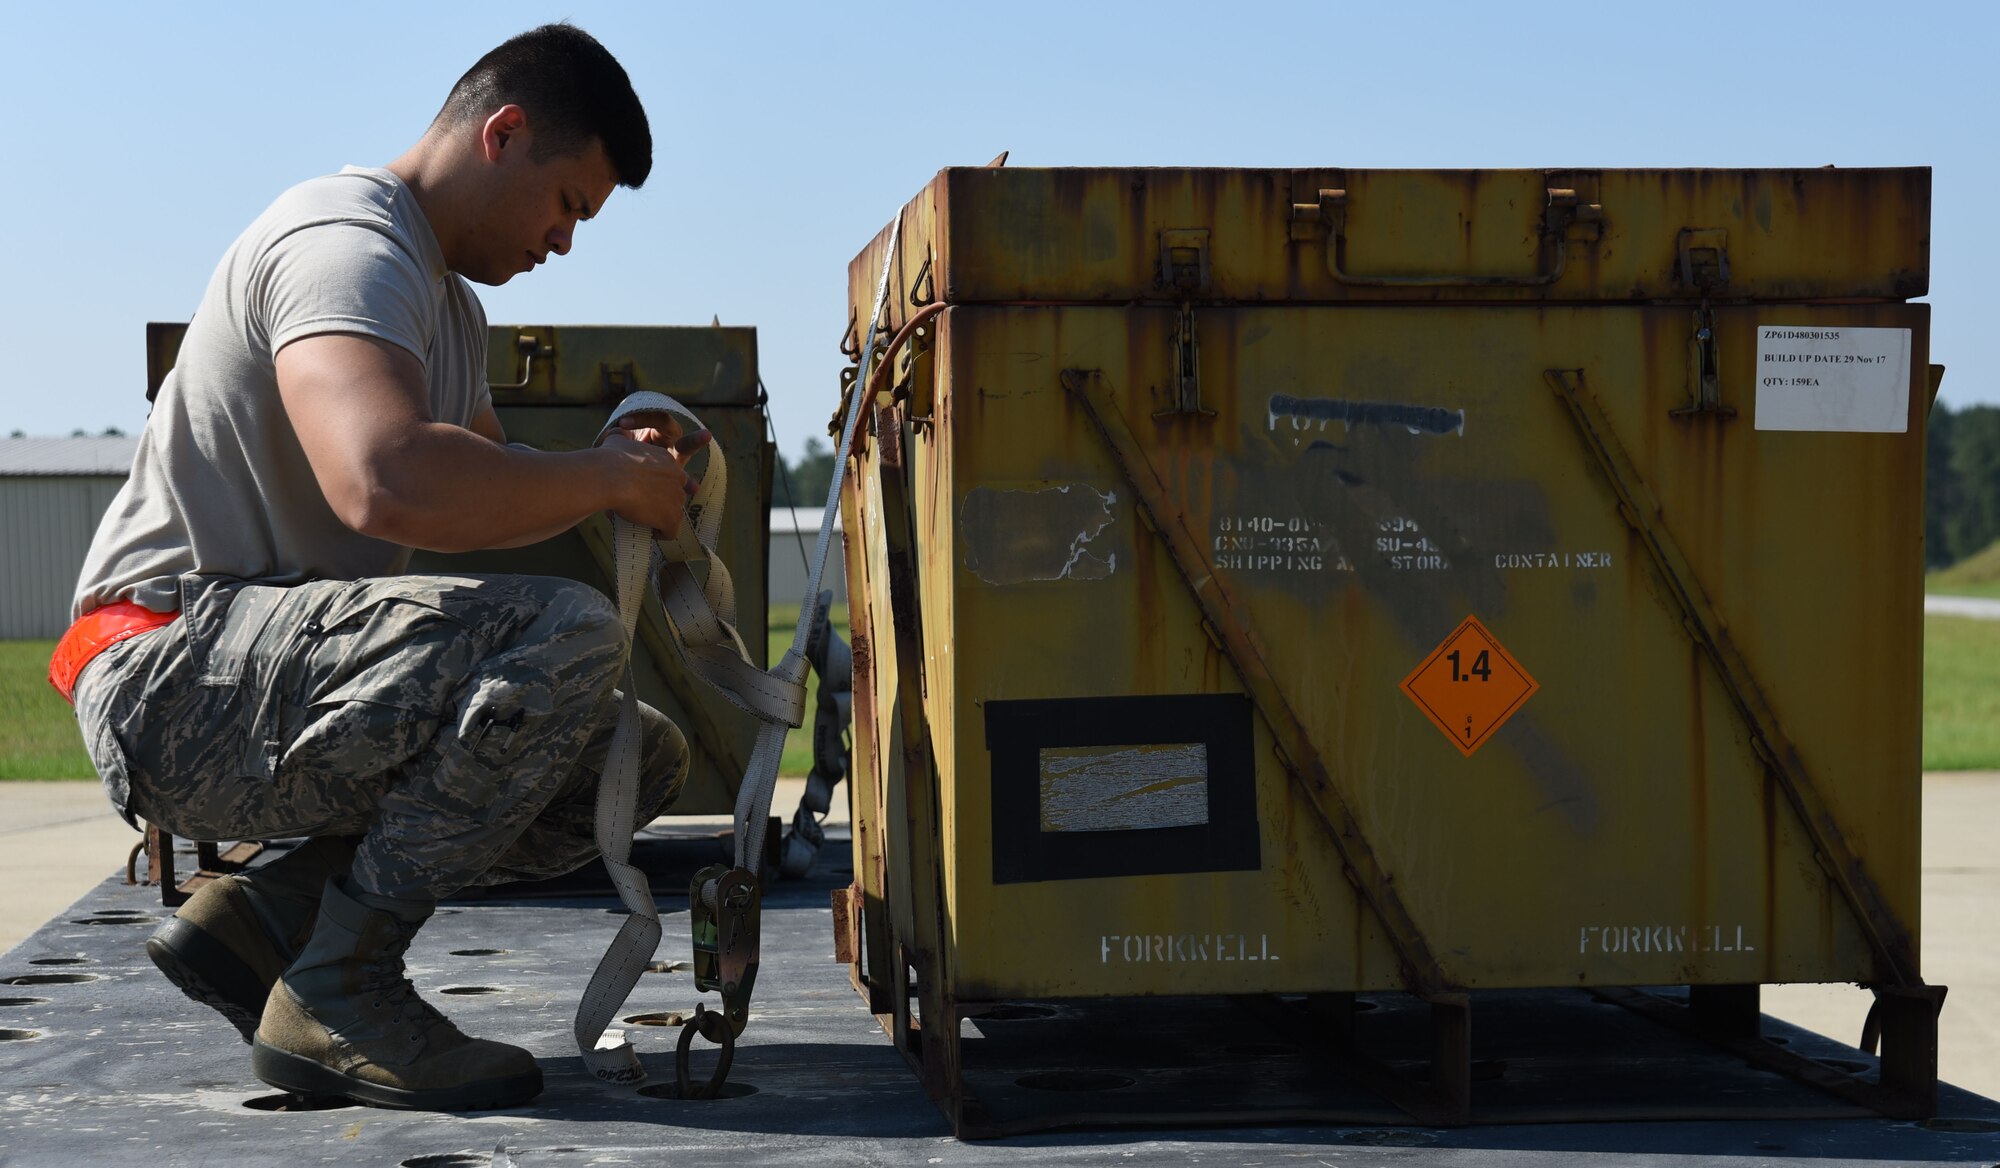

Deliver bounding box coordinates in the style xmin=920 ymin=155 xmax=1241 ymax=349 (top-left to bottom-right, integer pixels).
xmin=1754 ymin=326 xmax=1911 ymax=433
xmin=1039 ymin=743 xmax=1208 ymax=833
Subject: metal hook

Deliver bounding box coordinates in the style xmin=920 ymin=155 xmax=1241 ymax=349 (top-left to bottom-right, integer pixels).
xmin=838 ymin=308 xmax=861 ymax=360
xmin=674 ymin=1002 xmax=736 ymax=1099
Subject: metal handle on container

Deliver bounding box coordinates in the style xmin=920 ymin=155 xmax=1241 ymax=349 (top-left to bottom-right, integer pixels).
xmin=1300 ymin=187 xmax=1599 ymax=288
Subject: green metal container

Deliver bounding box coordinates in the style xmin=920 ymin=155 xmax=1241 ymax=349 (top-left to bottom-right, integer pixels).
xmin=147 ymin=321 xmax=772 ymax=815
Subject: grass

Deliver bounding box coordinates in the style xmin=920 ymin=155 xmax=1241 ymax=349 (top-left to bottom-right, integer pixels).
xmin=1929 ymin=540 xmax=2000 ymax=599
xmin=768 ymin=601 xmax=851 ymax=777
xmin=1927 ymin=579 xmax=2000 ymax=600
xmin=7 ymin=600 xmax=1993 ymax=777
xmin=0 ymin=640 xmax=92 ymax=779
xmin=1923 ymin=615 xmax=2000 ymax=771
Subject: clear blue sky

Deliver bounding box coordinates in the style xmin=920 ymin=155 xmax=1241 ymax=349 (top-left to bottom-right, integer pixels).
xmin=4 ymin=0 xmax=1993 ymax=458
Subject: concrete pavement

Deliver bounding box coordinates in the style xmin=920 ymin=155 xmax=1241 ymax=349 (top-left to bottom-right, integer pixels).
xmin=3 ymin=774 xmax=1994 ymax=1099
xmin=0 ymin=776 xmax=844 ymax=956
xmin=1926 ymin=594 xmax=2000 ymax=619
xmin=0 ymin=780 xmax=143 ymax=949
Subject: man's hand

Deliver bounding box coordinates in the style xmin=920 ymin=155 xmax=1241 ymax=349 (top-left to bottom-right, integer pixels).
xmin=601 ymin=413 xmax=712 ymax=539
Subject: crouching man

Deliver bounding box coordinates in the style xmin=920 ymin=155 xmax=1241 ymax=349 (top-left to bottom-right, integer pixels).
xmin=56 ymin=24 xmax=697 ymax=1112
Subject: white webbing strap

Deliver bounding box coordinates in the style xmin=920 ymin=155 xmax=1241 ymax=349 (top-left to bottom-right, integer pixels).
xmin=572 ymin=211 xmax=904 ymax=1081
xmin=731 ymin=211 xmax=903 ymax=874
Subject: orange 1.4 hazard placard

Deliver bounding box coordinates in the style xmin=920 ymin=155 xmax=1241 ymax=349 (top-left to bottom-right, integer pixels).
xmin=1400 ymin=616 xmax=1538 ymax=757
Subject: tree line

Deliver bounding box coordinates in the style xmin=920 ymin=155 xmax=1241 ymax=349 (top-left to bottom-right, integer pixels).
xmin=769 ymin=439 xmax=836 ymax=510
xmin=1928 ymin=404 xmax=2000 ymax=569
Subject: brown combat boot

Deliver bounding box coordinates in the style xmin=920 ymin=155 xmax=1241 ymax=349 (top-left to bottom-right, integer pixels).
xmin=146 ymin=837 xmax=353 ymax=1042
xmin=250 ymin=878 xmax=542 ymax=1111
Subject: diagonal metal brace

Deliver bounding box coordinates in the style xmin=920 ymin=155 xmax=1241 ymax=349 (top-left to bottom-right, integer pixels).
xmin=1546 ymin=368 xmax=1919 ymax=988
xmin=1063 ymin=368 xmax=1450 ymax=997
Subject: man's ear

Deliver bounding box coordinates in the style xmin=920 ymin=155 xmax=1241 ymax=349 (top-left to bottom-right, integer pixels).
xmin=478 ymin=104 xmax=529 ymax=164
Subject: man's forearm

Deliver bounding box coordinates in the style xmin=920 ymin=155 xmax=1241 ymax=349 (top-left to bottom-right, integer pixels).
xmin=356 ymin=423 xmax=618 ymax=553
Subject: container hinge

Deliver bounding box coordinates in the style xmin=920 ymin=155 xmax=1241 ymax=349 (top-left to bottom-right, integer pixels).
xmin=1290 ymin=188 xmax=1341 ymax=240
xmin=1670 ymin=302 xmax=1737 ymax=421
xmin=1548 ymin=185 xmax=1606 ymax=243
xmin=1676 ymin=228 xmax=1731 ymax=294
xmin=1156 ymin=301 xmax=1215 ymax=418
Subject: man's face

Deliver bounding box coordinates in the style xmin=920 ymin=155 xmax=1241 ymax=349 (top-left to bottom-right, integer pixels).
xmin=464 ymin=125 xmax=620 ymax=286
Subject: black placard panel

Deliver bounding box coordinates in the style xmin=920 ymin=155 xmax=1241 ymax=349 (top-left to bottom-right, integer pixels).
xmin=984 ymin=693 xmax=1260 ymax=885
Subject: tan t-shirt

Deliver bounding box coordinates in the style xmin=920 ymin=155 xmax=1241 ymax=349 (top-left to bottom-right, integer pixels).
xmin=74 ymin=167 xmax=491 ymax=617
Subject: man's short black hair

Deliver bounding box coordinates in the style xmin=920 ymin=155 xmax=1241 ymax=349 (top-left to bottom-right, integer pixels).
xmin=436 ymin=23 xmax=652 ymax=188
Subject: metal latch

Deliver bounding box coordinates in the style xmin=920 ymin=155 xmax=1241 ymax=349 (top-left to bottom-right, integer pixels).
xmin=1671 ymin=304 xmax=1737 ymax=421
xmin=1156 ymin=301 xmax=1214 ymax=418
xmin=1158 ymin=228 xmax=1211 ymax=293
xmin=1671 ymin=229 xmax=1736 ymax=420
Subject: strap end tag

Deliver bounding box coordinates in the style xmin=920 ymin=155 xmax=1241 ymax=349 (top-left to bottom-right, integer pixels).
xmin=585 ymin=1031 xmax=645 ymax=1085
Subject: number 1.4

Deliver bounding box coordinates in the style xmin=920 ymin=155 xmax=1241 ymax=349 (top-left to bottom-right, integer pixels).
xmin=1446 ymin=649 xmax=1492 ymax=682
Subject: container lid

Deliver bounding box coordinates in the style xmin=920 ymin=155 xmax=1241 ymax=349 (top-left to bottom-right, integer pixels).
xmin=850 ymin=167 xmax=1929 ymax=308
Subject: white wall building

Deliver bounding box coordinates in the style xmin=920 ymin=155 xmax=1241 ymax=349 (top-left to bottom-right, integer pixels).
xmin=768 ymin=506 xmax=846 ymax=607
xmin=0 ymin=437 xmax=138 ymax=638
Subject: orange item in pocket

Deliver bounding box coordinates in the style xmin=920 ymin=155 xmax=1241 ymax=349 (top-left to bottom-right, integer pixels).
xmin=48 ymin=602 xmax=180 ymax=704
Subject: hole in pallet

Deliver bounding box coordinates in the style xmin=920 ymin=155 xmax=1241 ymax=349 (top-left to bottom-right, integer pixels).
xmin=1341 ymin=1129 xmax=1438 ymax=1147
xmin=624 ymin=1012 xmax=686 ymax=1027
xmin=437 ymin=986 xmax=502 ymax=996
xmin=1816 ymin=1057 xmax=1873 ymax=1074
xmin=399 ymin=1154 xmax=491 ymax=1167
xmin=978 ymin=1004 xmax=1057 ymax=1022
xmin=0 ymin=997 xmax=49 ymax=1007
xmin=1766 ymin=1035 xmax=1791 ymax=1046
xmin=68 ymin=916 xmax=150 ymax=926
xmin=637 ymin=1081 xmax=759 ymax=1101
xmin=448 ymin=949 xmax=505 ymax=957
xmin=1225 ymin=1042 xmax=1295 ymax=1059
xmin=3 ymin=974 xmax=99 ymax=986
xmin=241 ymin=1093 xmax=355 ymax=1112
xmin=91 ymin=909 xmax=149 ymax=918
xmin=1018 ymin=1071 xmax=1133 ymax=1093
xmin=0 ymin=1029 xmax=41 ymax=1042
xmin=1415 ymin=1058 xmax=1507 ymax=1083
xmin=28 ymin=958 xmax=88 ymax=967
xmin=1919 ymin=1117 xmax=2000 ymax=1133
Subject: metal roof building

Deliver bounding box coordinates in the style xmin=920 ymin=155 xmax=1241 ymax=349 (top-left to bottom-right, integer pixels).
xmin=767 ymin=506 xmax=846 ymax=606
xmin=0 ymin=436 xmax=138 ymax=637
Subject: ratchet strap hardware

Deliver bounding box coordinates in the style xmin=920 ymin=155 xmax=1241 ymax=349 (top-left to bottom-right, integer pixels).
xmin=573 ymin=211 xmax=908 ymax=1093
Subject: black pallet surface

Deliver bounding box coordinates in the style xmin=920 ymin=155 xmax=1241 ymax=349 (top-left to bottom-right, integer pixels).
xmin=3 ymin=833 xmax=1999 ymax=1166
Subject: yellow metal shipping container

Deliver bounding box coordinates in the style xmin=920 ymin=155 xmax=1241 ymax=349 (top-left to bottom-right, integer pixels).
xmin=832 ymin=167 xmax=1939 ymax=1132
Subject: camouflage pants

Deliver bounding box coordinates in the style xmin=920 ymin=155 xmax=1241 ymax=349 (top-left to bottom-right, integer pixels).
xmin=72 ymin=574 xmax=688 ymax=900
